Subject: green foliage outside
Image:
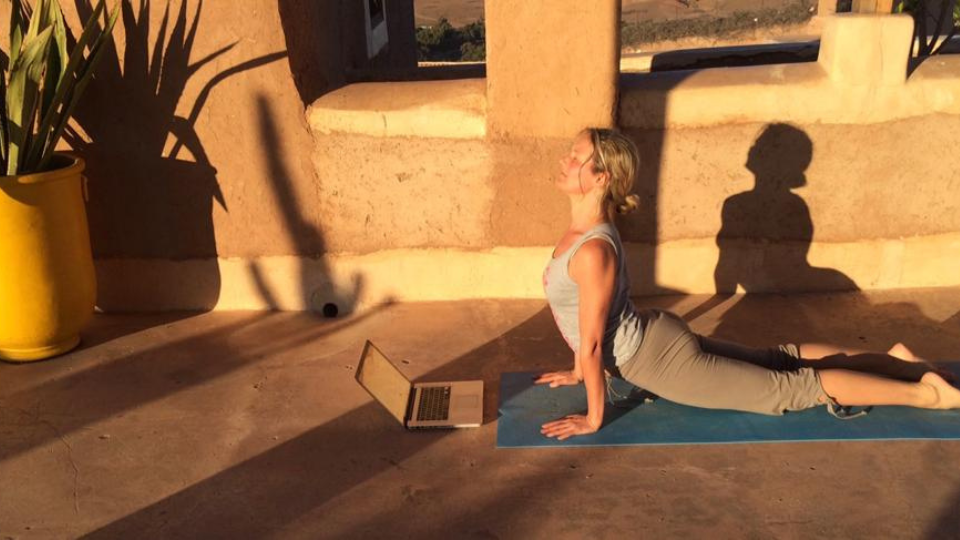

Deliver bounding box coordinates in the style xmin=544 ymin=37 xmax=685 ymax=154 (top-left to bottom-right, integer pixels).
xmin=621 ymin=1 xmax=815 ymax=48
xmin=415 ymin=2 xmax=817 ymax=62
xmin=416 ymin=18 xmax=485 ymax=62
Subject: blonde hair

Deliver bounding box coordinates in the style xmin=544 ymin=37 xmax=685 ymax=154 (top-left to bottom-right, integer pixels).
xmin=583 ymin=127 xmax=641 ymax=220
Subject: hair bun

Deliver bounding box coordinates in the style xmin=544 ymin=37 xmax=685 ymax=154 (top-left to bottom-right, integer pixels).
xmin=616 ymin=193 xmax=641 ymax=215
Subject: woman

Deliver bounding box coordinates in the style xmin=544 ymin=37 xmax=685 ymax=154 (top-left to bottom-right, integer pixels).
xmin=536 ymin=127 xmax=960 ymax=441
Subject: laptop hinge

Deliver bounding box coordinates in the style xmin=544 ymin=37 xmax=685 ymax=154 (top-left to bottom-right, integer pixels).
xmin=404 ymin=386 xmax=418 ymax=427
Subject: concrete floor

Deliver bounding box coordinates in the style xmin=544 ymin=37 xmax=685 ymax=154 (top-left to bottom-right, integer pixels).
xmin=2 ymin=290 xmax=960 ymax=539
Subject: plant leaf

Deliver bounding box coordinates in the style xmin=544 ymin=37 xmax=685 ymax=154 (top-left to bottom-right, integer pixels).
xmin=0 ymin=68 xmax=7 ymax=169
xmin=10 ymin=0 xmax=25 ymax=67
xmin=37 ymin=1 xmax=119 ymax=172
xmin=6 ymin=26 xmax=54 ymax=175
xmin=30 ymin=0 xmax=70 ymax=170
xmin=50 ymin=0 xmax=69 ymax=79
xmin=39 ymin=1 xmax=65 ymax=136
xmin=24 ymin=0 xmax=45 ymax=44
xmin=28 ymin=0 xmax=110 ymax=169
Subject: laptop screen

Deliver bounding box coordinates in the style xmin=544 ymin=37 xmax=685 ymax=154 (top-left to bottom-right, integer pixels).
xmin=356 ymin=341 xmax=412 ymax=425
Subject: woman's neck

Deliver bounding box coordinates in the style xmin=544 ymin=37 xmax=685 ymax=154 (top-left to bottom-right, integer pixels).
xmin=568 ymin=194 xmax=607 ymax=231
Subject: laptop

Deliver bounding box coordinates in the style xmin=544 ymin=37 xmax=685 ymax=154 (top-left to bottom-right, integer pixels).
xmin=356 ymin=340 xmax=484 ymax=429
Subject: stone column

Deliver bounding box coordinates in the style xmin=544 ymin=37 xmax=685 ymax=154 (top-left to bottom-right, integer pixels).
xmin=484 ymin=0 xmax=620 ymax=139
xmin=852 ymin=0 xmax=895 ymax=13
xmin=818 ymin=0 xmax=838 ymax=16
xmin=818 ymin=13 xmax=914 ymax=86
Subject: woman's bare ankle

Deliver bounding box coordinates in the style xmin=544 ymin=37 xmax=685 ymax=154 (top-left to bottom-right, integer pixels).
xmin=920 ymin=372 xmax=960 ymax=409
xmin=888 ymin=342 xmax=921 ymax=362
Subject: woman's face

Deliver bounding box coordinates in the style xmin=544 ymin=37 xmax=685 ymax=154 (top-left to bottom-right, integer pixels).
xmin=556 ymin=132 xmax=606 ymax=196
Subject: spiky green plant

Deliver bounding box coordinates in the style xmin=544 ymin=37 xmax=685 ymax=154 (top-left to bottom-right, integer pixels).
xmin=1 ymin=0 xmax=119 ymax=176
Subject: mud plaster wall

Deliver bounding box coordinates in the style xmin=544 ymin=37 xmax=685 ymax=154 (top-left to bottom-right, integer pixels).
xmin=39 ymin=0 xmax=414 ymax=262
xmin=6 ymin=2 xmax=960 ymax=309
xmin=624 ymin=115 xmax=960 ymax=244
xmin=313 ymin=113 xmax=960 ymax=252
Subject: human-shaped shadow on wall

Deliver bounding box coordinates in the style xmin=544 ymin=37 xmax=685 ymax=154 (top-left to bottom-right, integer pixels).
xmin=713 ymin=123 xmax=858 ymax=295
xmin=683 ymin=123 xmax=859 ymax=334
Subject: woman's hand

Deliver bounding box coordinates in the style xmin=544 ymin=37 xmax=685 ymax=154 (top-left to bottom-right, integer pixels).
xmin=534 ymin=370 xmax=582 ymax=388
xmin=540 ymin=414 xmax=601 ymax=440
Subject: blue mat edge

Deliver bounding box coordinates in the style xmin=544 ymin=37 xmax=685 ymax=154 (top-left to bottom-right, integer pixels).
xmin=496 ymin=371 xmax=960 ymax=448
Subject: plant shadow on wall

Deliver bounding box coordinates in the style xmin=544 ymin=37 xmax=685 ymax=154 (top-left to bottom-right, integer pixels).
xmin=252 ymin=93 xmax=367 ymax=316
xmin=66 ymin=0 xmax=285 ymax=310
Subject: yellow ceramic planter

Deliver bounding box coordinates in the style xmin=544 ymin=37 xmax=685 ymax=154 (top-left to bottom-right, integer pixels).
xmin=0 ymin=154 xmax=96 ymax=362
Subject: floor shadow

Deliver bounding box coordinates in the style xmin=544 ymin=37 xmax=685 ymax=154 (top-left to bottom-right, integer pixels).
xmin=77 ymin=307 xmax=557 ymax=538
xmin=0 ymin=307 xmax=390 ymax=465
xmin=926 ymin=482 xmax=960 ymax=539
xmin=70 ymin=312 xmax=199 ymax=351
xmin=66 ymin=0 xmax=285 ymax=313
xmin=71 ymin=294 xmax=960 ymax=538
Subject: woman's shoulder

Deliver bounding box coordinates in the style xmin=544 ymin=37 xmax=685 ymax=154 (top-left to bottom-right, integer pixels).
xmin=580 ymin=223 xmax=621 ymax=252
xmin=569 ymin=233 xmax=618 ymax=284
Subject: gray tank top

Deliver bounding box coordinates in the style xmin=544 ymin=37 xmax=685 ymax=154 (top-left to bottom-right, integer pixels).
xmin=542 ymin=222 xmax=643 ymax=368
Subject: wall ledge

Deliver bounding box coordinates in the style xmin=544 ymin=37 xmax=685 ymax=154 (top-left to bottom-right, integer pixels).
xmin=94 ymin=232 xmax=960 ymax=312
xmin=307 ymin=79 xmax=487 ymax=139
xmin=620 ymin=57 xmax=960 ymax=129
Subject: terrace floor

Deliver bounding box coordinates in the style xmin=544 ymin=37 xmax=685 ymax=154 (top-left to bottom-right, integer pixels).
xmin=2 ymin=289 xmax=960 ymax=539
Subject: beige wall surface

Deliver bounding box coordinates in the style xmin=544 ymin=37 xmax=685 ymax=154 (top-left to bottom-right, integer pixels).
xmin=7 ymin=3 xmax=958 ymax=311
xmin=625 ymin=115 xmax=960 ymax=244
xmin=485 ymin=0 xmax=621 ymax=138
xmin=49 ymin=0 xmax=414 ymax=263
xmin=311 ymin=114 xmax=960 ymax=249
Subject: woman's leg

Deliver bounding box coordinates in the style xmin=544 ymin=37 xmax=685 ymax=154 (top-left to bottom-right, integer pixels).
xmin=623 ymin=311 xmax=960 ymax=415
xmin=623 ymin=313 xmax=831 ymax=415
xmin=697 ymin=335 xmax=801 ymax=371
xmin=700 ymin=336 xmax=946 ymax=383
xmin=819 ymin=369 xmax=960 ymax=409
xmin=799 ymin=344 xmax=952 ymax=383
xmin=801 ymin=342 xmax=921 ymax=362
xmin=799 ymin=343 xmax=926 ymax=362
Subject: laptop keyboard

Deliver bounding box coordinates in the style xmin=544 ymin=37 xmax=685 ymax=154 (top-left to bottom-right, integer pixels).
xmin=417 ymin=386 xmax=451 ymax=422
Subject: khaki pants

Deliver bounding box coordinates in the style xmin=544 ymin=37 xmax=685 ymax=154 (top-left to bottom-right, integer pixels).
xmin=615 ymin=310 xmax=833 ymax=416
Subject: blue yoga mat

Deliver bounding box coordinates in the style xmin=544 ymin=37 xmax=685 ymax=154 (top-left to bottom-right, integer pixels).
xmin=497 ymin=371 xmax=960 ymax=448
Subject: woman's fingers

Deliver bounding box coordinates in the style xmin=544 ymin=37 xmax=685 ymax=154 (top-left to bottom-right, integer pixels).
xmin=533 ymin=371 xmax=579 ymax=388
xmin=541 ymin=423 xmax=573 ymax=438
xmin=541 ymin=419 xmax=570 ymax=432
xmin=534 ymin=372 xmax=577 ymax=387
xmin=542 ymin=415 xmax=583 ymax=429
xmin=533 ymin=372 xmax=561 ymax=384
xmin=541 ymin=416 xmax=590 ymax=439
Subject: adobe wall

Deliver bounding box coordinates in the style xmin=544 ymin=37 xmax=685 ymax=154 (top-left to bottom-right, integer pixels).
xmin=6 ymin=2 xmax=956 ymax=312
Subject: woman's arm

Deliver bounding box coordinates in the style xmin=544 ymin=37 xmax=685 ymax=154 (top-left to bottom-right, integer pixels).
xmin=541 ymin=239 xmax=617 ymax=440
